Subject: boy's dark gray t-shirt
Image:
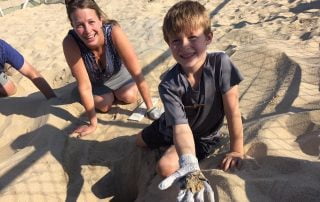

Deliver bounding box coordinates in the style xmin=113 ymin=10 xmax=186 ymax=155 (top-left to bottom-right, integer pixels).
xmin=157 ymin=52 xmax=243 ymax=143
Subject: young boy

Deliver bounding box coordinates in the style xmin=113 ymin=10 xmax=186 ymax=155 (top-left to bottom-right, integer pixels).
xmin=136 ymin=0 xmax=244 ymax=199
xmin=0 ymin=39 xmax=56 ymax=99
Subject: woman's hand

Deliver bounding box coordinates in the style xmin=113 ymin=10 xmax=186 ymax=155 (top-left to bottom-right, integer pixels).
xmin=220 ymin=151 xmax=243 ymax=171
xmin=146 ymin=107 xmax=162 ymax=120
xmin=72 ymin=123 xmax=97 ymax=138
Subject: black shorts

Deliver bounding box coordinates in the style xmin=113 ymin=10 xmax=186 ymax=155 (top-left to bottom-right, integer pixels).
xmin=141 ymin=119 xmax=221 ymax=160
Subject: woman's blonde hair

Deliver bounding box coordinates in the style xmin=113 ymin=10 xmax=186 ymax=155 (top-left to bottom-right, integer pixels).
xmin=162 ymin=0 xmax=211 ymax=43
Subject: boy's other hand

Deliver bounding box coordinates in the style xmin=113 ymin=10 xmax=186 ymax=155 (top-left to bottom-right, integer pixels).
xmin=220 ymin=152 xmax=243 ymax=171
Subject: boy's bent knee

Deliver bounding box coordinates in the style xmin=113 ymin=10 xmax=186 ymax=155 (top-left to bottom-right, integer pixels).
xmin=157 ymin=158 xmax=179 ymax=177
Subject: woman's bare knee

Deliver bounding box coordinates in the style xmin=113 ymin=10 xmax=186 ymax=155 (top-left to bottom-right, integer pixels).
xmin=115 ymin=83 xmax=138 ymax=104
xmin=94 ymin=93 xmax=114 ymax=112
xmin=117 ymin=90 xmax=137 ymax=104
xmin=95 ymin=104 xmax=112 ymax=113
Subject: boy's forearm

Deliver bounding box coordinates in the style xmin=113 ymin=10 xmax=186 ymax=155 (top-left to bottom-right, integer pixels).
xmin=230 ymin=132 xmax=244 ymax=154
xmin=222 ymin=86 xmax=244 ymax=154
xmin=228 ymin=114 xmax=244 ymax=154
xmin=173 ymin=124 xmax=196 ymax=156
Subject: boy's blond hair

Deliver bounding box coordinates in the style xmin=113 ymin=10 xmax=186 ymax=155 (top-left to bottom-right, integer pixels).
xmin=162 ymin=0 xmax=211 ymax=43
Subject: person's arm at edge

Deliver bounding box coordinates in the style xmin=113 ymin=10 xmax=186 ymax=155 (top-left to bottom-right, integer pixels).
xmin=62 ymin=35 xmax=98 ymax=132
xmin=111 ymin=25 xmax=153 ymax=109
xmin=221 ymin=85 xmax=244 ymax=171
xmin=18 ymin=61 xmax=56 ymax=99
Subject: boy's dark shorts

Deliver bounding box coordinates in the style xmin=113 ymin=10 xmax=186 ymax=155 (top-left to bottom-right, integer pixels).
xmin=141 ymin=119 xmax=221 ymax=160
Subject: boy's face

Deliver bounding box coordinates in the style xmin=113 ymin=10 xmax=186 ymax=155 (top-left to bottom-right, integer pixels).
xmin=167 ymin=27 xmax=212 ymax=70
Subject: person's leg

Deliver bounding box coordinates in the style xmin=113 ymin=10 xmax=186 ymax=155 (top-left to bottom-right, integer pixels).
xmin=157 ymin=145 xmax=179 ymax=177
xmin=114 ymin=82 xmax=138 ymax=104
xmin=136 ymin=132 xmax=179 ymax=177
xmin=136 ymin=119 xmax=178 ymax=177
xmin=0 ymin=73 xmax=16 ymax=97
xmin=93 ymin=92 xmax=115 ymax=113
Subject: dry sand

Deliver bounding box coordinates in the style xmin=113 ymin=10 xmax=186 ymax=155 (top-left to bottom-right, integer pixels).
xmin=0 ymin=0 xmax=319 ymax=201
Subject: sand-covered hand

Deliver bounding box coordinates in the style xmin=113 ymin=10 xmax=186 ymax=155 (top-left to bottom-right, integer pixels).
xmin=158 ymin=154 xmax=214 ymax=202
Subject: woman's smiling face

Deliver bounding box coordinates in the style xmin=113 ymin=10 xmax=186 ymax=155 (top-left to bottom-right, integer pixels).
xmin=71 ymin=8 xmax=103 ymax=49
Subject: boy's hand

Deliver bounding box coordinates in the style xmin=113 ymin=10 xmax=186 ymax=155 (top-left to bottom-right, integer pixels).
xmin=220 ymin=152 xmax=243 ymax=171
xmin=159 ymin=154 xmax=215 ymax=202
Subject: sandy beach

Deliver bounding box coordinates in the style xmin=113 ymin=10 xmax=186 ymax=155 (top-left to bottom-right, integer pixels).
xmin=0 ymin=0 xmax=319 ymax=201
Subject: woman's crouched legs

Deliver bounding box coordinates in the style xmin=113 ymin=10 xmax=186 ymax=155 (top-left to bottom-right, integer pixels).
xmin=114 ymin=82 xmax=138 ymax=104
xmin=94 ymin=82 xmax=137 ymax=113
xmin=93 ymin=93 xmax=114 ymax=113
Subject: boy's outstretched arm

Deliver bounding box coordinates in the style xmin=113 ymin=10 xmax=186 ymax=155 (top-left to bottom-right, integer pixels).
xmin=159 ymin=124 xmax=215 ymax=201
xmin=221 ymin=85 xmax=244 ymax=171
xmin=173 ymin=124 xmax=196 ymax=156
xmin=18 ymin=61 xmax=56 ymax=99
